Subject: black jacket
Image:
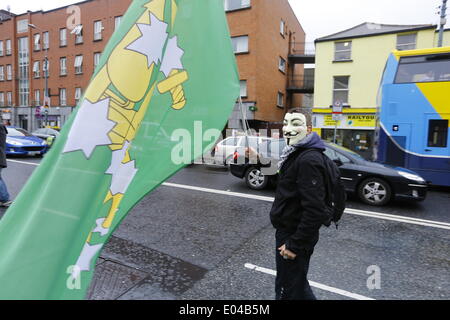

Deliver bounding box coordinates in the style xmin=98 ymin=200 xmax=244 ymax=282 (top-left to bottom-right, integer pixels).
xmin=270 ymin=134 xmax=328 ymax=254
xmin=0 ymin=124 xmax=7 ymax=168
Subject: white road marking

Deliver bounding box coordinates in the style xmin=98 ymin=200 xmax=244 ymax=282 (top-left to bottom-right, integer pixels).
xmin=162 ymin=182 xmax=450 ymax=230
xmin=244 ymin=263 xmax=375 ymax=300
xmin=7 ymin=159 xmax=40 ymax=166
xmin=8 ymin=160 xmax=450 ymax=230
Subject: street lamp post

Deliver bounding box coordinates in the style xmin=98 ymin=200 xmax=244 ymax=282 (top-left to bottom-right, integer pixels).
xmin=28 ymin=23 xmax=49 ymax=127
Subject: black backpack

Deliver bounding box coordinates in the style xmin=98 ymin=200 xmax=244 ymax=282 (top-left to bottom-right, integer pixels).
xmin=321 ymin=153 xmax=347 ymax=229
xmin=298 ymin=149 xmax=347 ymax=229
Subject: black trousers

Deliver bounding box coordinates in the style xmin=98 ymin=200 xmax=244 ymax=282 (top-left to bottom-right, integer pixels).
xmin=275 ymin=230 xmax=316 ymax=300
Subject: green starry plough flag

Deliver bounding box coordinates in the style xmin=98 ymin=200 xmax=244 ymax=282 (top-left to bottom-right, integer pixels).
xmin=0 ymin=0 xmax=239 ymax=299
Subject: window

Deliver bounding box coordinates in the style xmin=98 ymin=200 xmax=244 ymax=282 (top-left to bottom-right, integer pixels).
xmin=333 ymin=76 xmax=350 ymax=105
xmin=43 ymin=32 xmax=49 ymax=49
xmin=239 ymin=80 xmax=247 ymax=98
xmin=60 ymin=28 xmax=67 ymax=47
xmin=75 ymin=87 xmax=82 ymax=103
xmin=43 ymin=60 xmax=49 ymax=77
xmin=7 ymin=92 xmax=12 ymax=106
xmin=73 ymin=25 xmax=83 ymax=44
xmin=34 ymin=89 xmax=40 ymax=106
xmin=395 ymin=53 xmax=450 ymax=83
xmin=94 ymin=52 xmax=101 ymax=69
xmin=17 ymin=19 xmax=29 ymax=33
xmin=6 ymin=40 xmax=11 ymax=55
xmin=60 ymin=88 xmax=67 ymax=106
xmin=222 ymin=137 xmax=240 ymax=146
xmin=6 ymin=65 xmax=12 ymax=80
xmin=224 ymin=0 xmax=251 ymax=11
xmin=34 ymin=34 xmax=41 ymax=51
xmin=334 ymin=41 xmax=352 ymax=61
xmin=279 ymin=57 xmax=286 ymax=73
xmin=115 ymin=16 xmax=122 ymax=30
xmin=94 ymin=21 xmax=103 ymax=41
xmin=0 ymin=41 xmax=3 ymax=56
xmin=74 ymin=55 xmax=83 ymax=74
xmin=0 ymin=66 xmax=4 ymax=81
xmin=280 ymin=20 xmax=285 ymax=36
xmin=428 ymin=120 xmax=448 ymax=148
xmin=60 ymin=57 xmax=67 ymax=76
xmin=397 ymin=33 xmax=416 ymax=51
xmin=0 ymin=92 xmax=4 ymax=107
xmin=33 ymin=61 xmax=40 ymax=78
xmin=231 ymin=36 xmax=248 ymax=54
xmin=277 ymin=92 xmax=284 ymax=107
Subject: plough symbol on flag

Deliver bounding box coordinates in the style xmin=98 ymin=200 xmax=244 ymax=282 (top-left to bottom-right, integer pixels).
xmin=62 ymin=0 xmax=189 ymax=279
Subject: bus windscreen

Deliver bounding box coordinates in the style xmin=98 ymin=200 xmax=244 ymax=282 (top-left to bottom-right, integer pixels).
xmin=394 ymin=53 xmax=450 ymax=84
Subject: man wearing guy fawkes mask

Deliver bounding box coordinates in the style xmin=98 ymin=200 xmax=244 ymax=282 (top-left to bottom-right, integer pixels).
xmin=270 ymin=112 xmax=328 ymax=300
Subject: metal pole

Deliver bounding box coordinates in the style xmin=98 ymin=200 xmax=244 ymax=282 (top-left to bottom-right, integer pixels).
xmin=333 ymin=122 xmax=337 ymax=144
xmin=44 ymin=52 xmax=48 ymax=127
xmin=438 ymin=0 xmax=447 ymax=47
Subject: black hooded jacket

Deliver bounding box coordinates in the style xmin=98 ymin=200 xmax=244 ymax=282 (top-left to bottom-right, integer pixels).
xmin=0 ymin=124 xmax=7 ymax=168
xmin=270 ymin=132 xmax=328 ymax=254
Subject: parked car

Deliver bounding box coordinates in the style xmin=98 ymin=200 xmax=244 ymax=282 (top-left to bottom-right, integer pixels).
xmin=32 ymin=128 xmax=61 ymax=147
xmin=6 ymin=127 xmax=48 ymax=157
xmin=230 ymin=139 xmax=428 ymax=206
xmin=32 ymin=127 xmax=60 ymax=140
xmin=212 ymin=135 xmax=273 ymax=165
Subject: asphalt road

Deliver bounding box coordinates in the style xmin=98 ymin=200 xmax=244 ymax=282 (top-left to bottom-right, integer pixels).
xmin=1 ymin=157 xmax=449 ymax=300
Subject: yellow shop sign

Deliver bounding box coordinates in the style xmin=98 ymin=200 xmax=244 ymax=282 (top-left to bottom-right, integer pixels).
xmin=347 ymin=115 xmax=376 ymax=127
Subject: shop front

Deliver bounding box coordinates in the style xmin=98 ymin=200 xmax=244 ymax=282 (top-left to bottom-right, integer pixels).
xmin=312 ymin=110 xmax=377 ymax=160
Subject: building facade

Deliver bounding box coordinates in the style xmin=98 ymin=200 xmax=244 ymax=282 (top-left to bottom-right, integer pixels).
xmin=313 ymin=23 xmax=450 ymax=159
xmin=0 ymin=0 xmax=306 ymax=133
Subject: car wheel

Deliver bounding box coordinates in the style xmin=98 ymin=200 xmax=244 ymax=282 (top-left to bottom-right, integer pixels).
xmin=245 ymin=167 xmax=269 ymax=190
xmin=357 ymin=177 xmax=392 ymax=206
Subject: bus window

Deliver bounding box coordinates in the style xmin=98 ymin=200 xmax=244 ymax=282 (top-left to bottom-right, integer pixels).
xmin=394 ymin=53 xmax=450 ymax=83
xmin=427 ymin=120 xmax=448 ymax=148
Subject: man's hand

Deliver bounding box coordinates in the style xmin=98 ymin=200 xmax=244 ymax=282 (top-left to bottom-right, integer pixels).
xmin=278 ymin=244 xmax=296 ymax=260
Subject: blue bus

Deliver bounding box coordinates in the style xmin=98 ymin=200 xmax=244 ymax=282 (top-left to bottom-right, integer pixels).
xmin=376 ymin=47 xmax=450 ymax=186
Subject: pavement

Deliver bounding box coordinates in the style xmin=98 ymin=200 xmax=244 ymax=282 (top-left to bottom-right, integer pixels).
xmin=1 ymin=159 xmax=450 ymax=300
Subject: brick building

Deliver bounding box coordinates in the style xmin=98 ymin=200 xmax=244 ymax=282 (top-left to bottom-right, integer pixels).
xmin=0 ymin=0 xmax=306 ymax=132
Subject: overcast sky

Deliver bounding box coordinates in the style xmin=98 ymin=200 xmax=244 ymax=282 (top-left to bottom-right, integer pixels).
xmin=0 ymin=0 xmax=445 ymax=42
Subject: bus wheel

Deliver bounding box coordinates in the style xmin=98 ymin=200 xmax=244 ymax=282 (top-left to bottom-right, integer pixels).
xmin=357 ymin=178 xmax=392 ymax=206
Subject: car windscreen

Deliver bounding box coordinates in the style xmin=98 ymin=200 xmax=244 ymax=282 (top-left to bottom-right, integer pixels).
xmin=7 ymin=128 xmax=32 ymax=137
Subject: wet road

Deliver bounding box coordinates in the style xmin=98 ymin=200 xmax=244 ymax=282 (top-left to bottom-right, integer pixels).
xmin=1 ymin=158 xmax=449 ymax=300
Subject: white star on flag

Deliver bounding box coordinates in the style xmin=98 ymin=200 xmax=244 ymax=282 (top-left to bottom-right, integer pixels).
xmin=160 ymin=36 xmax=184 ymax=77
xmin=71 ymin=243 xmax=103 ymax=278
xmin=126 ymin=13 xmax=168 ymax=68
xmin=63 ymin=98 xmax=116 ymax=159
xmin=106 ymin=142 xmax=138 ymax=195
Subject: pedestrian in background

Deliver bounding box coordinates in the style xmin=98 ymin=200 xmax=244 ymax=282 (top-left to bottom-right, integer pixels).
xmin=0 ymin=123 xmax=12 ymax=208
xmin=270 ymin=111 xmax=328 ymax=300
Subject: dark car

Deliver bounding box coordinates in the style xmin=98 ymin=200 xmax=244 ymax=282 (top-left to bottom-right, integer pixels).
xmin=230 ymin=139 xmax=428 ymax=206
xmin=6 ymin=127 xmax=48 ymax=157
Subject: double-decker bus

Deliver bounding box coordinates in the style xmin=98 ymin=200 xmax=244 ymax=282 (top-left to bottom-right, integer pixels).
xmin=376 ymin=46 xmax=450 ymax=186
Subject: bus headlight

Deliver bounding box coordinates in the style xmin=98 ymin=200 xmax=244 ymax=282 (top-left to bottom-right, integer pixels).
xmin=397 ymin=171 xmax=425 ymax=183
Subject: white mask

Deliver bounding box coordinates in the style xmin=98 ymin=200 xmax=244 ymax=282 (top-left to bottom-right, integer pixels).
xmin=282 ymin=113 xmax=308 ymax=146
